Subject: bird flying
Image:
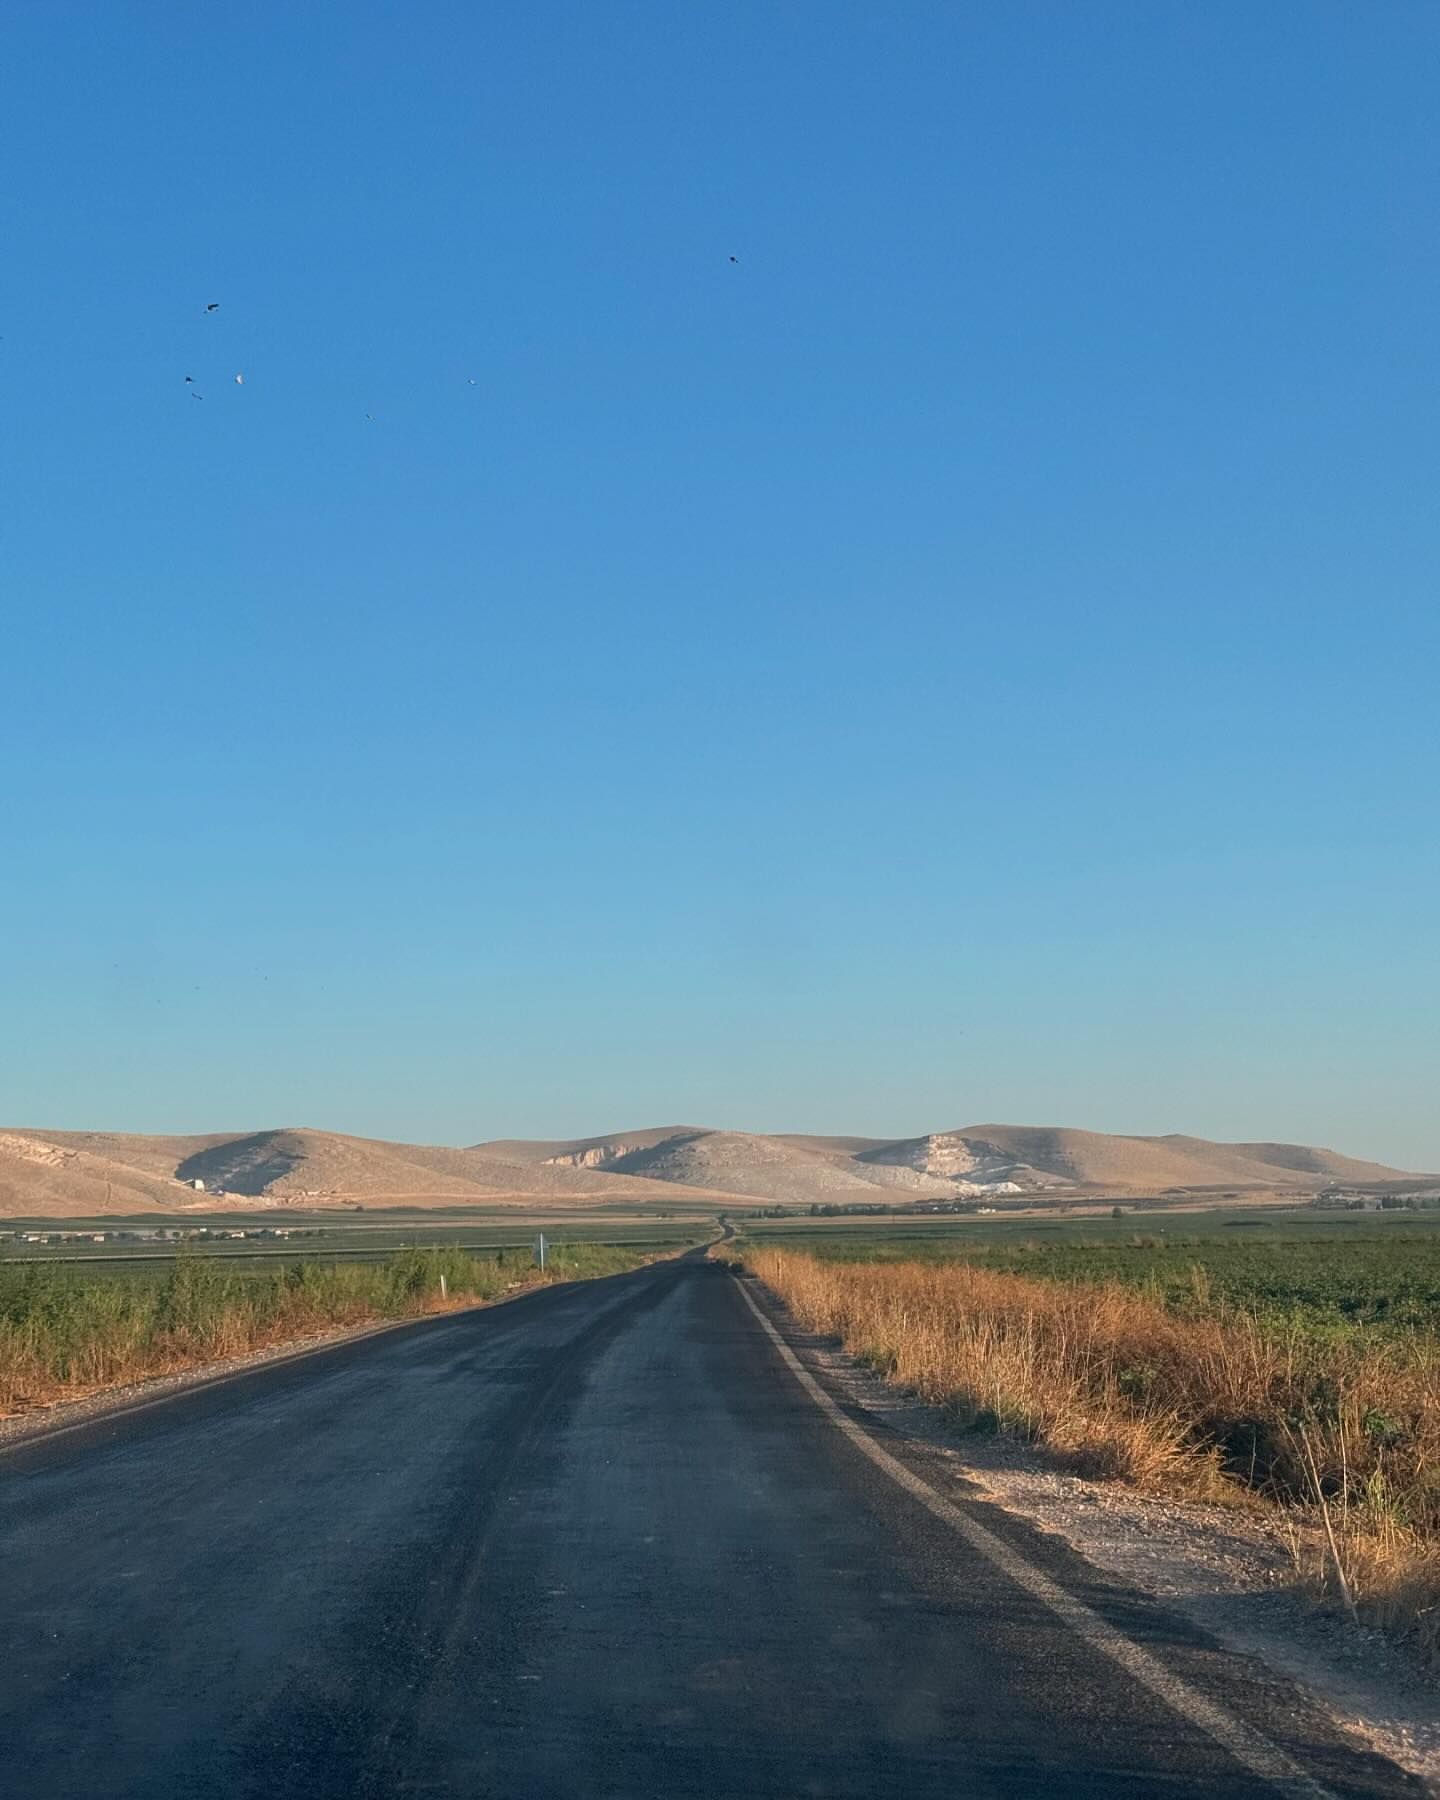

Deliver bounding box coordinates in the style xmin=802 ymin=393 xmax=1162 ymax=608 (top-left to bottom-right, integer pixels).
xmin=204 ymin=302 xmax=220 ymax=313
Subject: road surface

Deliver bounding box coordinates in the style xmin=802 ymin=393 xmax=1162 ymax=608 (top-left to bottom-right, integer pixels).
xmin=0 ymin=1254 xmax=1417 ymax=1797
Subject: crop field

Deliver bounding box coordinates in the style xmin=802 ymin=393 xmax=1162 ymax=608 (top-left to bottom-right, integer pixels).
xmin=0 ymin=1242 xmax=650 ymax=1415
xmin=741 ymin=1214 xmax=1440 ymax=1341
xmin=734 ymin=1213 xmax=1440 ymax=1659
xmin=0 ymin=1213 xmax=706 ymax=1273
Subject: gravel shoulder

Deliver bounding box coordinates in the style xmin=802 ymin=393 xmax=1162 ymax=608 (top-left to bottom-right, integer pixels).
xmin=765 ymin=1285 xmax=1440 ymax=1792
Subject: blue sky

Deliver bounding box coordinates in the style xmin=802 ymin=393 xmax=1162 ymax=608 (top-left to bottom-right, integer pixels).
xmin=2 ymin=3 xmax=1437 ymax=1166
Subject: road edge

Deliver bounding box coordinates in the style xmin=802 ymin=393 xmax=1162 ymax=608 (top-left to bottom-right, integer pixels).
xmin=731 ymin=1267 xmax=1365 ymax=1800
xmin=0 ymin=1262 xmax=662 ymax=1458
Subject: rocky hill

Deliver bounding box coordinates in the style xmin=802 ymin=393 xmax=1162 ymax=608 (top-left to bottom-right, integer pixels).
xmin=0 ymin=1132 xmax=201 ymax=1215
xmin=2 ymin=1127 xmax=731 ymax=1215
xmin=0 ymin=1120 xmax=1417 ymax=1217
xmin=478 ymin=1123 xmax=1416 ymax=1204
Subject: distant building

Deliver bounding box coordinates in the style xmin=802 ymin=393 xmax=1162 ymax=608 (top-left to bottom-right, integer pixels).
xmin=1315 ymin=1187 xmax=1373 ymax=1209
xmin=190 ymin=1178 xmax=206 ymax=1192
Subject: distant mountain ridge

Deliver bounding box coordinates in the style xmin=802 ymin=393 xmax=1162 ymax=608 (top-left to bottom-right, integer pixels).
xmin=0 ymin=1120 xmax=1419 ymax=1217
xmin=849 ymin=1126 xmax=1405 ymax=1194
xmin=478 ymin=1124 xmax=1410 ymax=1202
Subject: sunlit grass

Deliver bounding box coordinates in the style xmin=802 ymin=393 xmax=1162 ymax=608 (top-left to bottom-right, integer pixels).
xmin=780 ymin=1229 xmax=1440 ymax=1341
xmin=0 ymin=1242 xmax=645 ymax=1414
xmin=743 ymin=1247 xmax=1440 ymax=1663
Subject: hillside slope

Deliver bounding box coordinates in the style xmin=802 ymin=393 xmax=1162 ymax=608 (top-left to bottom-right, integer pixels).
xmin=1 ymin=1126 xmax=735 ymax=1214
xmin=472 ymin=1127 xmax=714 ymax=1169
xmin=167 ymin=1128 xmax=740 ymax=1205
xmin=490 ymin=1127 xmax=958 ymax=1204
xmin=2 ymin=1121 xmax=1416 ymax=1217
xmin=862 ymin=1126 xmax=1414 ymax=1191
xmin=1154 ymin=1137 xmax=1408 ymax=1186
xmin=0 ymin=1132 xmax=200 ymax=1215
xmin=31 ymin=1129 xmax=247 ymax=1182
xmin=511 ymin=1124 xmax=1416 ymax=1203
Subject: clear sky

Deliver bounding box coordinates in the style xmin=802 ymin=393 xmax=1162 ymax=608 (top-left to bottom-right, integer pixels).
xmin=2 ymin=3 xmax=1436 ymax=1167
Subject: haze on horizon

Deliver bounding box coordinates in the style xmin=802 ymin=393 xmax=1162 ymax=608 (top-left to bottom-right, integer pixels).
xmin=2 ymin=4 xmax=1436 ymax=1171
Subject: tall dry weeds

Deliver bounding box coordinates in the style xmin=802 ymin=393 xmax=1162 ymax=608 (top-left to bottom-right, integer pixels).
xmin=747 ymin=1249 xmax=1440 ymax=1661
xmin=0 ymin=1244 xmax=643 ymax=1417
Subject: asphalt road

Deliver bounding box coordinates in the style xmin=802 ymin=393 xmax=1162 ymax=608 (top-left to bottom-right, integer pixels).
xmin=0 ymin=1254 xmax=1418 ymax=1798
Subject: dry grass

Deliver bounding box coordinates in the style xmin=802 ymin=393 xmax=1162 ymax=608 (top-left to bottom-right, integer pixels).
xmin=0 ymin=1244 xmax=643 ymax=1415
xmin=746 ymin=1249 xmax=1440 ymax=1662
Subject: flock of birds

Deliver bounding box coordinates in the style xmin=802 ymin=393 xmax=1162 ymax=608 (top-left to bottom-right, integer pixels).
xmin=184 ymin=304 xmax=237 ymax=401
xmin=184 ymin=259 xmax=741 ymax=410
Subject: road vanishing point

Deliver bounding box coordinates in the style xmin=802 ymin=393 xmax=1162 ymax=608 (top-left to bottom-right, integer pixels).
xmin=0 ymin=1252 xmax=1420 ymax=1798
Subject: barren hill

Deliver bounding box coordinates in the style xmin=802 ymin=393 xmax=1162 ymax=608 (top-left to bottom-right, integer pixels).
xmin=1 ymin=1126 xmax=733 ymax=1215
xmin=485 ymin=1127 xmax=964 ymax=1205
xmin=1 ymin=1120 xmax=1417 ymax=1218
xmin=312 ymin=1133 xmax=727 ymax=1204
xmin=471 ymin=1127 xmax=714 ymax=1169
xmin=772 ymin=1134 xmax=893 ymax=1156
xmin=0 ymin=1131 xmax=201 ymax=1215
xmin=1152 ymin=1137 xmax=1407 ymax=1186
xmin=170 ymin=1130 xmax=495 ymax=1200
xmin=157 ymin=1127 xmax=737 ymax=1205
xmin=862 ymin=1126 xmax=1413 ymax=1192
xmin=468 ymin=1123 xmax=1417 ymax=1206
xmin=33 ymin=1129 xmax=248 ymax=1182
xmin=599 ymin=1130 xmax=949 ymax=1203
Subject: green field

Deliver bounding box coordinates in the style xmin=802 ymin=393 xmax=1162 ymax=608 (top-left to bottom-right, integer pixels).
xmin=736 ymin=1207 xmax=1440 ymax=1340
xmin=0 ymin=1210 xmax=708 ymax=1275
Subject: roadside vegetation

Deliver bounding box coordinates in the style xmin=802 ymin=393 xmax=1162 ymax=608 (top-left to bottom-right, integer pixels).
xmin=0 ymin=1243 xmax=646 ymax=1416
xmin=736 ymin=1235 xmax=1440 ymax=1662
xmin=785 ymin=1228 xmax=1440 ymax=1340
